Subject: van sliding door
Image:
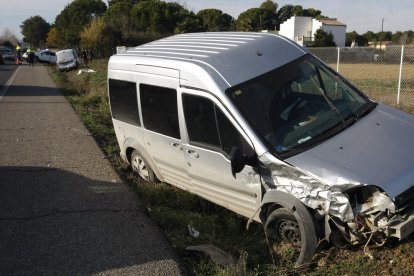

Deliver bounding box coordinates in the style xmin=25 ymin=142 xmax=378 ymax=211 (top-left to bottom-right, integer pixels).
xmin=137 ymin=67 xmax=191 ymax=190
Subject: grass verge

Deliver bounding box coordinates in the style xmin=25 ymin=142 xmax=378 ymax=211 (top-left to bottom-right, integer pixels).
xmin=47 ymin=60 xmax=414 ymax=275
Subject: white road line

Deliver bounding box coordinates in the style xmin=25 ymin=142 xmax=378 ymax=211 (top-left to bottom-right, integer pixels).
xmin=0 ymin=65 xmax=22 ymax=101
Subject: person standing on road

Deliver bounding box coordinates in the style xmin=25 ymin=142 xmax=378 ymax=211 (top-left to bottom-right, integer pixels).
xmin=82 ymin=49 xmax=88 ymax=66
xmin=27 ymin=47 xmax=35 ymax=67
xmin=16 ymin=44 xmax=21 ymax=65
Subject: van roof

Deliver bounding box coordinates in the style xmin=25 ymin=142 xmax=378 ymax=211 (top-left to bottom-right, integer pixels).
xmin=111 ymin=32 xmax=307 ymax=89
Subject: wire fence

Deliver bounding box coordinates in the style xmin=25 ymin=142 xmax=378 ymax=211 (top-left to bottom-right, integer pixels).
xmin=309 ymin=45 xmax=414 ymax=111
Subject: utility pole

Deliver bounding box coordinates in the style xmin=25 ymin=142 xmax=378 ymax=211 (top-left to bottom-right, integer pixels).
xmin=379 ymin=18 xmax=384 ymax=50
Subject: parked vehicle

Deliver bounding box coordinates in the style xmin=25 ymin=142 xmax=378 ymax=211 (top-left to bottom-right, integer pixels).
xmin=34 ymin=49 xmax=56 ymax=64
xmin=108 ymin=32 xmax=414 ymax=267
xmin=56 ymin=49 xmax=80 ymax=71
xmin=0 ymin=48 xmax=15 ymax=60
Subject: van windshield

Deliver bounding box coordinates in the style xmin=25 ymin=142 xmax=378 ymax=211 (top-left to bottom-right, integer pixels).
xmin=226 ymin=54 xmax=375 ymax=157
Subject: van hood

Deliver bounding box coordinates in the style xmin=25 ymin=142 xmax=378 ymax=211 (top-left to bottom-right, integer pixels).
xmin=286 ymin=104 xmax=414 ymax=199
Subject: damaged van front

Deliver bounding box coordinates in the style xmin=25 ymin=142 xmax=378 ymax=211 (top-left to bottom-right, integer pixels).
xmin=227 ymin=53 xmax=414 ymax=266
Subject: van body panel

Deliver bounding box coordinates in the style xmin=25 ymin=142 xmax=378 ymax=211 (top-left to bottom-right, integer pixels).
xmin=286 ymin=103 xmax=414 ymax=199
xmin=183 ymin=143 xmax=261 ymax=218
xmin=111 ymin=32 xmax=307 ymax=91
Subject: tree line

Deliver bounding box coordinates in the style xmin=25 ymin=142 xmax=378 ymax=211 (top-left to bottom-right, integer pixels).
xmin=12 ymin=0 xmax=414 ymax=56
xmin=346 ymin=30 xmax=414 ymax=46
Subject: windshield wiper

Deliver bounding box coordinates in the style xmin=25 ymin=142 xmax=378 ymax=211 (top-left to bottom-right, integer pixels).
xmin=314 ymin=68 xmax=346 ymax=127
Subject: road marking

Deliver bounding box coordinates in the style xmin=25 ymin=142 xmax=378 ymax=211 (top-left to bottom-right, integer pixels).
xmin=0 ymin=65 xmax=22 ymax=101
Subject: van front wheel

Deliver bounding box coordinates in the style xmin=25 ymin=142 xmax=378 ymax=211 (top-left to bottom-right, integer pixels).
xmin=131 ymin=150 xmax=155 ymax=182
xmin=264 ymin=207 xmax=317 ymax=268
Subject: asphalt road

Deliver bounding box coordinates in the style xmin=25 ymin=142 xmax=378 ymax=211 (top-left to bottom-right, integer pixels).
xmin=0 ymin=63 xmax=184 ymax=275
xmin=0 ymin=60 xmax=18 ymax=89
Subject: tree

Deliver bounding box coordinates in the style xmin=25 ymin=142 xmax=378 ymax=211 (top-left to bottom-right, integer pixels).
xmin=363 ymin=31 xmax=376 ymax=42
xmin=104 ymin=0 xmax=133 ymax=43
xmin=80 ymin=17 xmax=105 ymax=55
xmin=260 ymin=0 xmax=277 ymax=13
xmin=174 ymin=13 xmax=203 ymax=34
xmin=54 ymin=0 xmax=107 ymax=46
xmin=131 ymin=0 xmax=194 ymax=34
xmin=196 ymin=9 xmax=234 ymax=31
xmin=313 ymin=28 xmax=336 ymax=47
xmin=108 ymin=0 xmax=138 ymax=7
xmin=235 ymin=8 xmax=274 ymax=31
xmin=46 ymin=27 xmax=60 ymax=48
xmin=276 ymin=4 xmax=326 ymax=30
xmin=345 ymin=31 xmax=367 ymax=46
xmin=276 ymin=5 xmax=295 ymax=28
xmin=20 ymin=16 xmax=51 ymax=47
xmin=302 ymin=8 xmax=322 ymax=18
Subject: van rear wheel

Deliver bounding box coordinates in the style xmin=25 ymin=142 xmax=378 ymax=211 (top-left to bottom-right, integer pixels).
xmin=131 ymin=150 xmax=155 ymax=182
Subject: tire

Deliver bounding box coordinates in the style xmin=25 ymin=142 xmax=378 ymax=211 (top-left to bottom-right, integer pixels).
xmin=264 ymin=207 xmax=317 ymax=268
xmin=131 ymin=150 xmax=155 ymax=182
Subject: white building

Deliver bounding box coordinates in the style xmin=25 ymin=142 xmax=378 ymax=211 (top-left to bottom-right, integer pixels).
xmin=279 ymin=16 xmax=346 ymax=47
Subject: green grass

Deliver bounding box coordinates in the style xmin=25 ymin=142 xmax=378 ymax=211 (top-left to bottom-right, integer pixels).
xmin=47 ymin=60 xmax=414 ymax=275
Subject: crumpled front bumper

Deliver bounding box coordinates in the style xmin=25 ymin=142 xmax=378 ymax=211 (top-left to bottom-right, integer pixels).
xmin=389 ymin=208 xmax=414 ymax=240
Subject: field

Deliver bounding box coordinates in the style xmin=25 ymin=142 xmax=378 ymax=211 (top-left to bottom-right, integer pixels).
xmin=47 ymin=60 xmax=414 ymax=275
xmin=329 ymin=63 xmax=414 ymax=112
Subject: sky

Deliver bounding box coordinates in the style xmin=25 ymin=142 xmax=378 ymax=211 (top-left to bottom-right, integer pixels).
xmin=1 ymin=0 xmax=413 ymax=40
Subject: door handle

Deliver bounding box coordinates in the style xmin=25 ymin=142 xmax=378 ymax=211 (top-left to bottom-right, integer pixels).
xmin=186 ymin=150 xmax=199 ymax=158
xmin=171 ymin=142 xmax=182 ymax=150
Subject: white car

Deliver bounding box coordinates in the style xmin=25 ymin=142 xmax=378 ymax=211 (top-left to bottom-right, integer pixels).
xmin=35 ymin=50 xmax=56 ymax=64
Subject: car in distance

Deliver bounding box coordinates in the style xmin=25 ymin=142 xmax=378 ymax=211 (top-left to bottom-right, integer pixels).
xmin=0 ymin=48 xmax=15 ymax=60
xmin=108 ymin=32 xmax=414 ymax=267
xmin=35 ymin=49 xmax=56 ymax=64
xmin=56 ymin=49 xmax=81 ymax=71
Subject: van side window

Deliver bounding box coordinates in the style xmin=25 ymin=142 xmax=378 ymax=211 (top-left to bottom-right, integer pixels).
xmin=140 ymin=84 xmax=180 ymax=139
xmin=183 ymin=94 xmax=255 ymax=159
xmin=108 ymin=79 xmax=140 ymax=126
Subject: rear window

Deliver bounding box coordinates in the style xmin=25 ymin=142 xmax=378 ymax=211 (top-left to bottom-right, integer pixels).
xmin=57 ymin=51 xmax=74 ymax=60
xmin=108 ymin=79 xmax=140 ymax=126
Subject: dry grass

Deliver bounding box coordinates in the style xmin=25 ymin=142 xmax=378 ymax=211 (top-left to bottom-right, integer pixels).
xmin=325 ymin=63 xmax=414 ymax=108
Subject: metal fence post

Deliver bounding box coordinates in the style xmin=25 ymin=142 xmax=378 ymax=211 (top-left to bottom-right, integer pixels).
xmin=336 ymin=47 xmax=340 ymax=72
xmin=397 ymin=45 xmax=405 ymax=106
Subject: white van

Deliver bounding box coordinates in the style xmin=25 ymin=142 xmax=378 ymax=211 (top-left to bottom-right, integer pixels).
xmin=108 ymin=32 xmax=414 ymax=266
xmin=56 ymin=49 xmax=80 ymax=71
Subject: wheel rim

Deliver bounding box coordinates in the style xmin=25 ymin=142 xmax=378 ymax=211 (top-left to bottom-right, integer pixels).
xmin=276 ymin=219 xmax=301 ymax=248
xmin=132 ymin=155 xmax=150 ymax=181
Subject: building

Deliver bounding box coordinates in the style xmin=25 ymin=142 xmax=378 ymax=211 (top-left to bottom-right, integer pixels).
xmin=279 ymin=16 xmax=346 ymax=47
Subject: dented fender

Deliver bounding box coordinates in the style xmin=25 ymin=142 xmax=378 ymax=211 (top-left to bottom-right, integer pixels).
xmin=259 ymin=152 xmax=356 ymax=222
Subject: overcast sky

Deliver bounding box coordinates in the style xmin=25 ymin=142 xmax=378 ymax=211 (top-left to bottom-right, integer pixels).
xmin=1 ymin=0 xmax=412 ymax=39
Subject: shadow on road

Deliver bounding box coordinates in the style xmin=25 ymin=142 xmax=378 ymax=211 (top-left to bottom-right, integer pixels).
xmin=0 ymin=166 xmax=183 ymax=275
xmin=0 ymin=85 xmax=64 ymax=98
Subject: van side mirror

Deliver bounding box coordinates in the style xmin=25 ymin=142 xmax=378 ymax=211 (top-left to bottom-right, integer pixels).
xmin=230 ymin=147 xmax=245 ymax=178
